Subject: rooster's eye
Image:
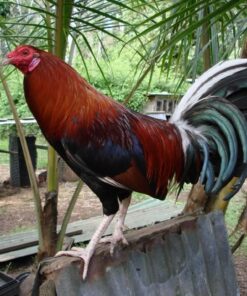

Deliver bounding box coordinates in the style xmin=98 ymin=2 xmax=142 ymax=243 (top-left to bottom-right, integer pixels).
xmin=22 ymin=50 xmax=29 ymax=56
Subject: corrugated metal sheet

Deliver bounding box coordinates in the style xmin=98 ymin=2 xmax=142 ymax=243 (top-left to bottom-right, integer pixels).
xmin=38 ymin=211 xmax=239 ymax=296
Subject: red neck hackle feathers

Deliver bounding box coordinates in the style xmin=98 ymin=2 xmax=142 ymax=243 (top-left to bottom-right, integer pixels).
xmin=22 ymin=47 xmax=121 ymax=142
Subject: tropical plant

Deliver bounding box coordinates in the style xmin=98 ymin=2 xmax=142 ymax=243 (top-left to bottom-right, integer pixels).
xmin=1 ymin=0 xmax=247 ymax=260
xmin=0 ymin=0 xmax=141 ymax=260
xmin=124 ymin=0 xmax=247 ymax=101
xmin=125 ymin=1 xmax=247 ymax=223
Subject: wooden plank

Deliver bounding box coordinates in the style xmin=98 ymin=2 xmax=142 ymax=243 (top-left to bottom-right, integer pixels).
xmin=0 ymin=229 xmax=82 ymax=255
xmin=0 ymin=246 xmax=38 ymax=263
xmin=0 ymin=199 xmax=175 ymax=253
xmin=128 ymin=198 xmax=162 ymax=211
xmin=0 ymin=200 xmax=182 ymax=262
xmin=73 ymin=202 xmax=182 ymax=243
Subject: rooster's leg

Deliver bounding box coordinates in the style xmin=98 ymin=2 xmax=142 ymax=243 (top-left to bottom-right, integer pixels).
xmin=100 ymin=195 xmax=131 ymax=254
xmin=55 ymin=214 xmax=114 ymax=279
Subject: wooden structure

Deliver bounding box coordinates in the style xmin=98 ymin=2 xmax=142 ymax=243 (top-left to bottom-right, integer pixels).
xmin=30 ymin=211 xmax=238 ymax=296
xmin=143 ymin=92 xmax=181 ymax=120
xmin=0 ymin=199 xmax=182 ymax=262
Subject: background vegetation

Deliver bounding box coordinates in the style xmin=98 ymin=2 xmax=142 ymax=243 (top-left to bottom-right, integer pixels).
xmin=0 ymin=35 xmax=190 ymax=121
xmin=0 ymin=0 xmax=247 ymax=260
xmin=4 ymin=0 xmax=246 ymax=119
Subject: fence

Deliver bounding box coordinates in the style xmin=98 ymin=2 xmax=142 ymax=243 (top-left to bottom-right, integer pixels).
xmin=0 ymin=118 xmax=48 ymax=185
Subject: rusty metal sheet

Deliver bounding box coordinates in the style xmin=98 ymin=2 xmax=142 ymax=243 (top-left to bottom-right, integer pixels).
xmin=38 ymin=211 xmax=239 ymax=296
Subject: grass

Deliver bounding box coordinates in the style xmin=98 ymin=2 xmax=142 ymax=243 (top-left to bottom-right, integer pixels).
xmin=0 ymin=137 xmax=48 ymax=169
xmin=225 ymin=195 xmax=246 ymax=231
xmin=0 ymin=138 xmax=9 ymax=165
xmin=224 ymin=192 xmax=247 ymax=254
xmin=9 ymin=225 xmax=34 ymax=234
xmin=0 ymin=206 xmax=7 ymax=215
xmin=36 ymin=146 xmax=48 ymax=169
xmin=132 ymin=184 xmax=247 ymax=255
xmin=132 ymin=192 xmax=150 ymax=203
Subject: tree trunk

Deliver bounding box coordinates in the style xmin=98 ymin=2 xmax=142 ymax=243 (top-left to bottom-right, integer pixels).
xmin=183 ymin=5 xmax=212 ymax=215
xmin=38 ymin=192 xmax=58 ymax=260
xmin=182 ymin=182 xmax=207 ymax=214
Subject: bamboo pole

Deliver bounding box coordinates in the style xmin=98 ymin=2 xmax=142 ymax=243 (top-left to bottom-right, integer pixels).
xmin=56 ymin=180 xmax=83 ymax=251
xmin=53 ymin=0 xmax=82 ymax=252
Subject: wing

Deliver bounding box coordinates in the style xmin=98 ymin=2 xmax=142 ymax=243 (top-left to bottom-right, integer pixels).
xmin=53 ymin=103 xmax=184 ymax=200
xmin=52 ymin=109 xmax=147 ymax=193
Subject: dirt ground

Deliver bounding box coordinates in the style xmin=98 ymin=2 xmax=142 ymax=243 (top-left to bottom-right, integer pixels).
xmin=0 ymin=165 xmax=247 ymax=294
xmin=234 ymin=255 xmax=247 ymax=295
xmin=0 ymin=183 xmax=102 ymax=235
xmin=0 ymin=165 xmax=103 ymax=235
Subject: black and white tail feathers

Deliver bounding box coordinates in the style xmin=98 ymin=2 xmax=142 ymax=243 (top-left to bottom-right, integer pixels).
xmin=170 ymin=59 xmax=247 ymax=199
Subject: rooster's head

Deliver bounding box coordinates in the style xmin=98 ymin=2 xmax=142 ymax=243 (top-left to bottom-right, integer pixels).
xmin=3 ymin=45 xmax=41 ymax=74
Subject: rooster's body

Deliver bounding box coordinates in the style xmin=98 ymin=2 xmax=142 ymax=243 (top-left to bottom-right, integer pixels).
xmin=5 ymin=45 xmax=247 ymax=279
xmin=24 ymin=52 xmax=184 ymax=205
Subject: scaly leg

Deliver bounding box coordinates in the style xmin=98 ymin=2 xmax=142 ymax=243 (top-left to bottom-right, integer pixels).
xmin=100 ymin=195 xmax=131 ymax=254
xmin=55 ymin=214 xmax=114 ymax=280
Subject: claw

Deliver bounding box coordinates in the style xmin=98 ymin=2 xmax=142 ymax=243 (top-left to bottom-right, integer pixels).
xmin=100 ymin=228 xmax=129 ymax=255
xmin=55 ymin=247 xmax=90 ymax=280
xmin=55 ymin=214 xmax=115 ymax=280
xmin=53 ymin=196 xmax=131 ymax=280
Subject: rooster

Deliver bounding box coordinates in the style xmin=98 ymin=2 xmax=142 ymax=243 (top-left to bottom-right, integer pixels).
xmin=3 ymin=45 xmax=247 ymax=279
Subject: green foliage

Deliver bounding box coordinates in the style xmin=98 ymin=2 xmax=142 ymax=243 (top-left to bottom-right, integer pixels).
xmin=0 ymin=70 xmax=32 ymax=118
xmin=0 ymin=69 xmax=37 ymax=138
xmin=224 ymin=194 xmax=247 ymax=253
xmin=0 ymin=42 xmax=188 ymax=122
xmin=0 ymin=137 xmax=9 ymax=165
xmin=75 ymin=42 xmax=188 ymax=111
xmin=0 ymin=2 xmax=10 ymax=18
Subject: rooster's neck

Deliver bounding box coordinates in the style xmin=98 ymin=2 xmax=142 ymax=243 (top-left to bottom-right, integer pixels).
xmin=23 ymin=53 xmax=110 ymax=141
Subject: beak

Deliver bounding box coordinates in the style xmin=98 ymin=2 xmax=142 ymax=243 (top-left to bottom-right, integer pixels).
xmin=0 ymin=57 xmax=11 ymax=66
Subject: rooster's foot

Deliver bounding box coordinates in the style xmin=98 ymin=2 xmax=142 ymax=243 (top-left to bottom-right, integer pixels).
xmin=55 ymin=247 xmax=91 ymax=280
xmin=55 ymin=214 xmax=115 ymax=280
xmin=100 ymin=228 xmax=129 ymax=255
